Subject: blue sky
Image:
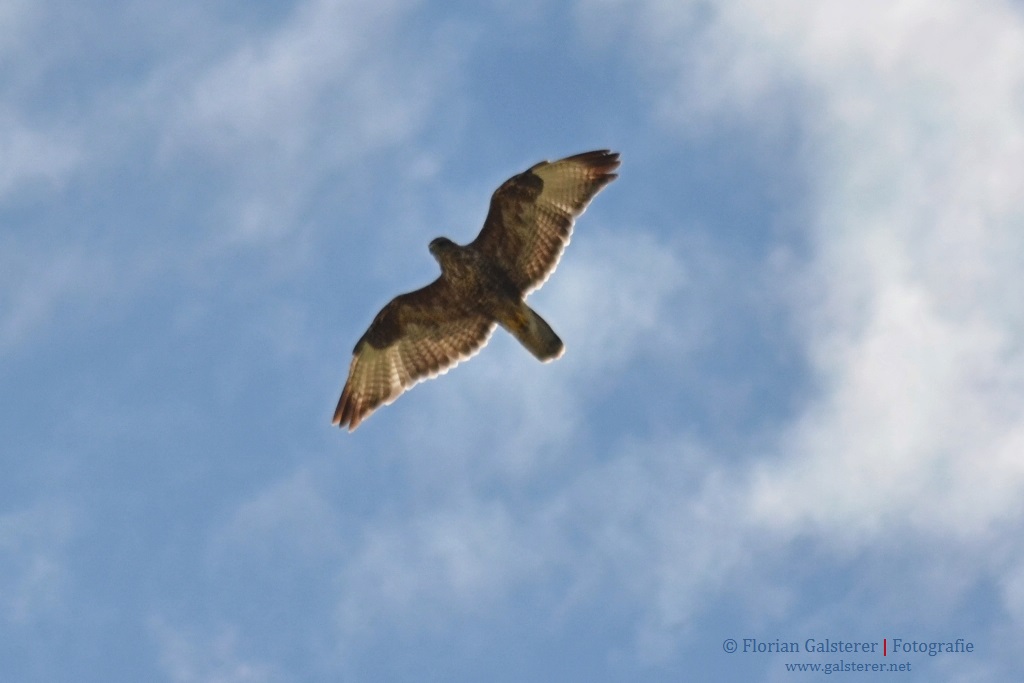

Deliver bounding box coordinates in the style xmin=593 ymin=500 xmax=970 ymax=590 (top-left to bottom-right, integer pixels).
xmin=4 ymin=0 xmax=1024 ymax=680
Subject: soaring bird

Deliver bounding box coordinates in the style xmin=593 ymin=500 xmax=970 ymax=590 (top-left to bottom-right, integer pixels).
xmin=333 ymin=150 xmax=620 ymax=431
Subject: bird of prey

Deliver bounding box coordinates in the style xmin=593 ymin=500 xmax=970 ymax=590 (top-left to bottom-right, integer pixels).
xmin=332 ymin=149 xmax=620 ymax=431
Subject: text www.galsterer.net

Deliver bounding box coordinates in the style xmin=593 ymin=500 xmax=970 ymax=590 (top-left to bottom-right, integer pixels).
xmin=778 ymin=639 xmax=911 ymax=675
xmin=784 ymin=660 xmax=911 ymax=675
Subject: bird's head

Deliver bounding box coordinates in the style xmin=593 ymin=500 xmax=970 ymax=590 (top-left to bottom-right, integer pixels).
xmin=428 ymin=237 xmax=456 ymax=262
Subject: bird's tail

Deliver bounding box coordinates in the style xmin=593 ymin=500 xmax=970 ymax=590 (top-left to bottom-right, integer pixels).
xmin=503 ymin=303 xmax=564 ymax=362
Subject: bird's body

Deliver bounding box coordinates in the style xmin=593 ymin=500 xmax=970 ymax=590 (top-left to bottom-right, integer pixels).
xmin=333 ymin=150 xmax=620 ymax=431
xmin=429 ymin=236 xmax=563 ymax=361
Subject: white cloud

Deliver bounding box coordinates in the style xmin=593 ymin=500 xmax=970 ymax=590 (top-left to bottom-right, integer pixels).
xmin=552 ymin=227 xmax=691 ymax=373
xmin=581 ymin=0 xmax=1024 ymax=539
xmin=176 ymin=0 xmax=427 ymax=158
xmin=150 ymin=618 xmax=285 ymax=683
xmin=544 ymin=438 xmax=752 ymax=663
xmin=159 ymin=0 xmax=456 ymax=243
xmin=335 ymin=499 xmax=547 ymax=642
xmin=0 ymin=111 xmax=81 ymax=199
xmin=0 ymin=0 xmax=37 ymax=62
xmin=728 ymin=0 xmax=1024 ymax=541
xmin=206 ymin=467 xmax=344 ymax=569
xmin=2 ymin=0 xmax=456 ymax=242
xmin=331 ymin=432 xmax=753 ymax=666
xmin=0 ymin=503 xmax=73 ymax=624
xmin=570 ymin=0 xmax=1024 ymax=667
xmin=0 ymin=246 xmax=113 ymax=353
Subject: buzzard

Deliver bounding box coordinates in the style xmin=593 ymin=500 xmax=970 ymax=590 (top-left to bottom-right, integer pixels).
xmin=332 ymin=149 xmax=620 ymax=431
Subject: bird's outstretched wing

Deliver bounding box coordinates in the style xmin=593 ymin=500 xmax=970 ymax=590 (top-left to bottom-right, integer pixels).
xmin=332 ymin=279 xmax=495 ymax=431
xmin=470 ymin=150 xmax=620 ymax=294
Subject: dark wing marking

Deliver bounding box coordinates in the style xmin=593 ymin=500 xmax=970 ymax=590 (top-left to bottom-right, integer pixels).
xmin=332 ymin=278 xmax=495 ymax=431
xmin=470 ymin=150 xmax=620 ymax=294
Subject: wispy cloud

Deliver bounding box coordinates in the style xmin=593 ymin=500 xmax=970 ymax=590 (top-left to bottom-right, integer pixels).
xmin=150 ymin=618 xmax=285 ymax=683
xmin=158 ymin=0 xmax=460 ymax=244
xmin=0 ymin=111 xmax=81 ymax=199
xmin=0 ymin=246 xmax=113 ymax=353
xmin=174 ymin=0 xmax=432 ymax=159
xmin=335 ymin=500 xmax=547 ymax=641
xmin=0 ymin=503 xmax=73 ymax=624
xmin=206 ymin=467 xmax=345 ymax=569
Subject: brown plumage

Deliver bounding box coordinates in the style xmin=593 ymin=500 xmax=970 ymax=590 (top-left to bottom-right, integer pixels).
xmin=333 ymin=150 xmax=620 ymax=431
